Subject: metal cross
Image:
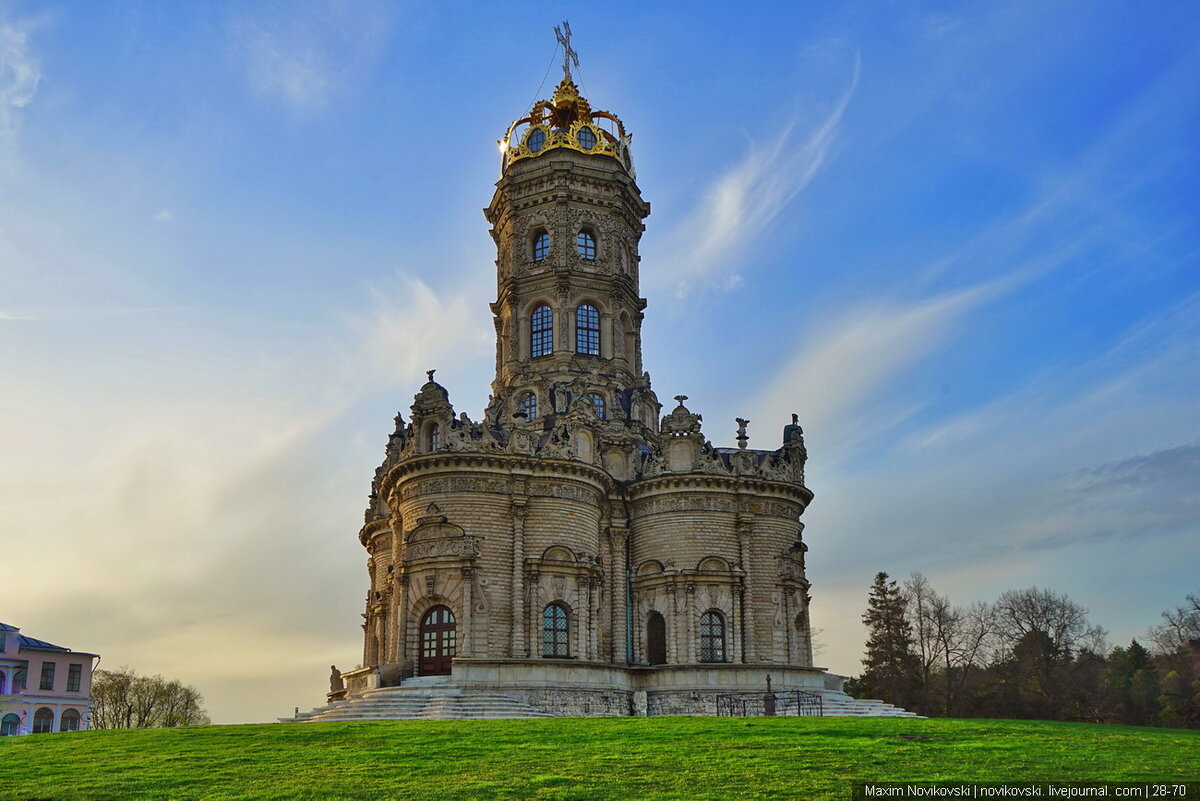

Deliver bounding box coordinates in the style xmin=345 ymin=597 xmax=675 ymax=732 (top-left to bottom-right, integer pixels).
xmin=555 ymin=21 xmax=579 ymax=80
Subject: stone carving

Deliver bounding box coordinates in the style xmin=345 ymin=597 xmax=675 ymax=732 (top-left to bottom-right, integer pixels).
xmin=405 ymin=538 xmax=481 ymax=562
xmin=661 ymin=396 xmax=703 ymax=436
xmin=634 ymin=494 xmax=739 ymax=515
xmin=400 ymin=477 xmax=511 ymax=501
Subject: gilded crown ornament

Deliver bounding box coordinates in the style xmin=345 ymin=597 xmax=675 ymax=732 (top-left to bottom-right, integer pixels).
xmin=499 ymin=24 xmax=634 ymax=175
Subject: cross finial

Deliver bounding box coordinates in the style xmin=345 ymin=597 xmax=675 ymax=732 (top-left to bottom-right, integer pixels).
xmin=555 ymin=21 xmax=579 ymax=80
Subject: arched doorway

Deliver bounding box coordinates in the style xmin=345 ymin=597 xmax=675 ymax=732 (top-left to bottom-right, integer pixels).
xmin=647 ymin=611 xmax=667 ymax=665
xmin=418 ymin=605 xmax=456 ymax=676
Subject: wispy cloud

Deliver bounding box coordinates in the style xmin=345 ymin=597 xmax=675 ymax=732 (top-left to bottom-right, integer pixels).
xmin=660 ymin=54 xmax=860 ymax=298
xmin=356 ymin=273 xmax=493 ymax=386
xmin=0 ymin=18 xmax=41 ymax=144
xmin=230 ymin=1 xmax=393 ymax=111
xmin=751 ymin=278 xmax=1006 ymax=462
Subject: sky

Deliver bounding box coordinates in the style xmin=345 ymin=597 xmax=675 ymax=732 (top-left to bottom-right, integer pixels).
xmin=1 ymin=1 xmax=1197 ymax=725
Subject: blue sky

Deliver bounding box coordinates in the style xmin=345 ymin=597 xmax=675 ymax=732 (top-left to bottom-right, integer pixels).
xmin=2 ymin=1 xmax=1197 ymax=724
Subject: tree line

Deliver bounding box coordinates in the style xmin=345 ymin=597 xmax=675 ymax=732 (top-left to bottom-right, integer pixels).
xmin=91 ymin=667 xmax=210 ymax=729
xmin=847 ymin=572 xmax=1200 ymax=727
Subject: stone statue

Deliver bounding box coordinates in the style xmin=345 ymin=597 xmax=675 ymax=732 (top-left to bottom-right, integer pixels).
xmin=736 ymin=418 xmax=750 ymax=449
xmin=783 ymin=413 xmax=804 ymax=445
xmin=329 ymin=665 xmax=344 ymax=693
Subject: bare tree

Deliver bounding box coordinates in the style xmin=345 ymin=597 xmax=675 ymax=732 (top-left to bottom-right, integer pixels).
xmin=1148 ymin=593 xmax=1200 ymax=654
xmin=993 ymin=587 xmax=1106 ymax=657
xmin=91 ymin=667 xmax=210 ymax=729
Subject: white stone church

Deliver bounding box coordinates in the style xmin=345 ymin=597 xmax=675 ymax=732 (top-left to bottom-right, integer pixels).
xmin=289 ymin=37 xmax=915 ymax=721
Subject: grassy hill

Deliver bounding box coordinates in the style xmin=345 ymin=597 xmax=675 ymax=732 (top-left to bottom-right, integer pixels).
xmin=1 ymin=717 xmax=1197 ymax=800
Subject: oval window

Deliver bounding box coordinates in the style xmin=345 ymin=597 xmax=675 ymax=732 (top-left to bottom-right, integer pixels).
xmin=527 ymin=128 xmax=546 ymax=153
xmin=577 ymin=127 xmax=596 ymax=150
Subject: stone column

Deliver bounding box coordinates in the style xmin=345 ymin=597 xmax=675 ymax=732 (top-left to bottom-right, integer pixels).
xmin=685 ymin=581 xmax=696 ymax=663
xmin=396 ymin=575 xmax=410 ymax=674
xmin=608 ymin=526 xmax=629 ymax=663
xmin=526 ymin=569 xmax=540 ymax=658
xmin=509 ymin=498 xmax=528 ymax=657
xmin=737 ymin=519 xmax=756 ymax=662
xmin=600 ymin=311 xmax=613 ymax=359
xmin=556 ymin=285 xmax=572 ymax=353
xmin=631 ymin=590 xmax=642 ymax=663
xmin=666 ymin=582 xmax=679 ymax=663
xmin=388 ymin=518 xmax=403 ymax=664
xmin=590 ymin=576 xmax=602 ymax=661
xmin=784 ymin=587 xmax=795 ymax=663
xmin=462 ymin=566 xmax=475 ymax=656
xmin=575 ymin=576 xmax=587 ymax=659
xmin=732 ymin=584 xmax=745 ymax=664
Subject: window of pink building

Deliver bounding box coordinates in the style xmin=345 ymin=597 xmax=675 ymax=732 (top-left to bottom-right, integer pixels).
xmin=67 ymin=664 xmax=82 ymax=693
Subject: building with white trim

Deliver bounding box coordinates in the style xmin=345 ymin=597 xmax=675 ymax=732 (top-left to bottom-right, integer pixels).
xmin=0 ymin=622 xmax=98 ymax=735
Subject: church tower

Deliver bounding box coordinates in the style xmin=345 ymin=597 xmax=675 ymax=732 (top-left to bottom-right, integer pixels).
xmin=341 ymin=28 xmax=828 ymax=717
xmin=483 ymin=67 xmax=659 ymax=478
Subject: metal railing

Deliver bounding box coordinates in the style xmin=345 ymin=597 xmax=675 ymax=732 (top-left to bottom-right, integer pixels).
xmin=715 ymin=688 xmax=823 ymax=717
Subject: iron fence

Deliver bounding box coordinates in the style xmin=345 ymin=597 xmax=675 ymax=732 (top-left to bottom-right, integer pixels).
xmin=714 ymin=689 xmax=823 ymax=717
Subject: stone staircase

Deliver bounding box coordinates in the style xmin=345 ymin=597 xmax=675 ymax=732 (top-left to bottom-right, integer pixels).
xmin=281 ymin=677 xmax=553 ymax=723
xmin=815 ymin=689 xmax=923 ymax=717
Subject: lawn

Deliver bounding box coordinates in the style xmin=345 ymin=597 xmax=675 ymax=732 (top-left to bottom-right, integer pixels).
xmin=1 ymin=717 xmax=1197 ymax=800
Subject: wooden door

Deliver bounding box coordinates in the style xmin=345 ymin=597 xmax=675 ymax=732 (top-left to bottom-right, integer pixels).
xmin=418 ymin=605 xmax=456 ymax=676
xmin=647 ymin=611 xmax=667 ymax=665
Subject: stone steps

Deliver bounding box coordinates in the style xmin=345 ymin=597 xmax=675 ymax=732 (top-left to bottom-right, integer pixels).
xmin=815 ymin=690 xmax=923 ymax=717
xmin=281 ymin=684 xmax=553 ymax=722
xmin=279 ymin=685 xmax=921 ymax=722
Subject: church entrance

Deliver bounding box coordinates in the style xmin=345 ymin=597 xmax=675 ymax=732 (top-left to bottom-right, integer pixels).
xmin=647 ymin=612 xmax=667 ymax=665
xmin=418 ymin=605 xmax=456 ymax=676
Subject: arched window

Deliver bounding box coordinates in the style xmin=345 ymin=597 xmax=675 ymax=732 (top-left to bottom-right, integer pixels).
xmin=543 ymin=602 xmax=570 ymax=657
xmin=575 ymin=304 xmax=600 ymax=355
xmin=428 ymin=423 xmax=440 ymax=451
xmin=531 ymin=305 xmax=553 ymax=358
xmin=0 ymin=672 xmax=5 ymax=694
xmin=32 ymin=707 xmax=54 ymax=734
xmin=59 ymin=709 xmax=81 ymax=732
xmin=585 ymin=392 xmax=606 ymax=420
xmin=532 ymin=230 xmax=550 ymax=262
xmin=1 ymin=714 xmax=19 ymax=737
xmin=576 ymin=230 xmax=596 ymax=260
xmin=13 ymin=669 xmax=25 ymax=692
xmin=700 ymin=611 xmax=726 ymax=663
xmin=577 ymin=126 xmax=596 ymax=150
xmin=520 ymin=392 xmax=537 ymax=421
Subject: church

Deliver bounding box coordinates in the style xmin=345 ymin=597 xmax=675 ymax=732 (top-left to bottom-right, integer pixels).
xmin=299 ymin=33 xmax=913 ymax=720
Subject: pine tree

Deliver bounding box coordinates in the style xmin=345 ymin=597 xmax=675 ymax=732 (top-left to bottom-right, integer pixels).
xmin=860 ymin=571 xmax=920 ymax=709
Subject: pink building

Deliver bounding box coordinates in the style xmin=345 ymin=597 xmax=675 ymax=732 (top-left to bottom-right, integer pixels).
xmin=0 ymin=622 xmax=98 ymax=735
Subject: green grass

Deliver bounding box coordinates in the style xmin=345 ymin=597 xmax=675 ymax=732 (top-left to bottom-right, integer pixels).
xmin=1 ymin=717 xmax=1196 ymax=800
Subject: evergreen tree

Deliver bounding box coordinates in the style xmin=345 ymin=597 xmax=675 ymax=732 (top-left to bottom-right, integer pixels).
xmin=860 ymin=572 xmax=920 ymax=708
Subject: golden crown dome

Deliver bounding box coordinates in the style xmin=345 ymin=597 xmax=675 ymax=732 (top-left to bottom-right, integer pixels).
xmin=499 ymin=74 xmax=634 ymax=175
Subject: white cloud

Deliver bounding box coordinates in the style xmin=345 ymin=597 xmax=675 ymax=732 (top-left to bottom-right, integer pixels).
xmin=659 ymin=54 xmax=859 ymax=298
xmin=231 ymin=1 xmax=393 ymax=111
xmin=153 ymin=209 xmax=174 ymax=223
xmin=357 ymin=273 xmax=493 ymax=386
xmin=752 ymin=279 xmax=1003 ymax=462
xmin=0 ymin=19 xmax=41 ymax=143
